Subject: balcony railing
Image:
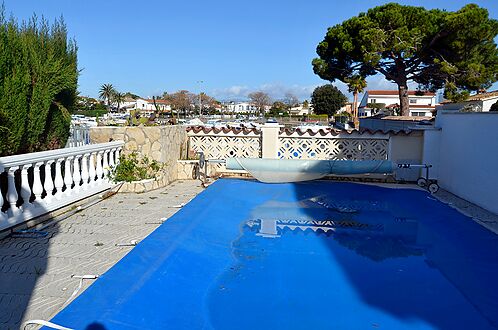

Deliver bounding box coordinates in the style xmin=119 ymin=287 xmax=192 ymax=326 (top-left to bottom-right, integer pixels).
xmin=0 ymin=141 xmax=124 ymax=231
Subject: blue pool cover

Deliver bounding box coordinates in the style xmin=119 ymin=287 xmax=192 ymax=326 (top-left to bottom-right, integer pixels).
xmin=49 ymin=179 xmax=498 ymax=329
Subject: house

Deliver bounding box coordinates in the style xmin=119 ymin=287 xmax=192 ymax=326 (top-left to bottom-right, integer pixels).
xmin=134 ymin=99 xmax=172 ymax=116
xmin=436 ymin=90 xmax=498 ymax=112
xmin=289 ymin=105 xmax=312 ymax=116
xmin=224 ymin=102 xmax=265 ymax=113
xmin=358 ymin=90 xmax=436 ymax=117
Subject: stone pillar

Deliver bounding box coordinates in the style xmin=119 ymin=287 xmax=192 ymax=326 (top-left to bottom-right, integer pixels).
xmin=261 ymin=124 xmax=280 ymax=159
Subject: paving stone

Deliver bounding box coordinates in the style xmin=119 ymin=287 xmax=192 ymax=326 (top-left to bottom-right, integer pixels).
xmin=0 ymin=180 xmax=203 ymax=329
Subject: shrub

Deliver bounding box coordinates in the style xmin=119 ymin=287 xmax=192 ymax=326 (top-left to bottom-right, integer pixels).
xmin=490 ymin=100 xmax=498 ymax=112
xmin=0 ymin=9 xmax=78 ymax=156
xmin=108 ymin=152 xmax=164 ymax=183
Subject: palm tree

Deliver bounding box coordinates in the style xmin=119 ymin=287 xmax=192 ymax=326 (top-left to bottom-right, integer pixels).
xmin=113 ymin=91 xmax=125 ymax=113
xmin=346 ymin=75 xmax=367 ymax=127
xmin=99 ymin=84 xmax=116 ymax=110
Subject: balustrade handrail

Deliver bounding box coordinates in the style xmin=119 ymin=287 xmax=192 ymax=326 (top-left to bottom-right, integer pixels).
xmin=0 ymin=140 xmax=125 ymax=232
xmin=0 ymin=141 xmax=124 ymax=170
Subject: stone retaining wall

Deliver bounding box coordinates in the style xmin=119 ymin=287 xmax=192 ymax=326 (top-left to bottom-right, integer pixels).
xmin=90 ymin=126 xmax=187 ymax=186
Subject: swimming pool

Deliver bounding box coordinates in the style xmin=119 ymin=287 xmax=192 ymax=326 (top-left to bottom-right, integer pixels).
xmin=48 ymin=179 xmax=498 ymax=329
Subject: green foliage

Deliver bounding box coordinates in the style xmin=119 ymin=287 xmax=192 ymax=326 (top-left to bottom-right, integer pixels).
xmin=311 ymin=85 xmax=347 ymax=116
xmin=99 ymin=83 xmax=115 ymax=109
xmin=307 ymin=114 xmax=328 ymax=120
xmin=268 ymin=101 xmax=289 ymax=117
xmin=313 ymin=3 xmax=498 ymax=115
xmin=108 ymin=152 xmax=163 ymax=183
xmin=490 ymin=100 xmax=498 ymax=112
xmin=0 ymin=9 xmax=78 ymax=156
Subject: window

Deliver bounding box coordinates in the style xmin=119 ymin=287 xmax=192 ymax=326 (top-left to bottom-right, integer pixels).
xmin=370 ymin=98 xmax=376 ymax=103
xmin=409 ymin=99 xmax=417 ymax=104
xmin=411 ymin=112 xmax=426 ymax=117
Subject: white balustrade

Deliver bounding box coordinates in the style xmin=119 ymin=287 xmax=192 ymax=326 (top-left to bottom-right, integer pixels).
xmin=54 ymin=158 xmax=64 ymax=200
xmin=0 ymin=141 xmax=124 ymax=231
xmin=20 ymin=165 xmax=32 ymax=214
xmin=88 ymin=152 xmax=96 ymax=187
xmin=7 ymin=167 xmax=19 ymax=218
xmin=96 ymin=152 xmax=103 ymax=184
xmin=109 ymin=148 xmax=116 ymax=169
xmin=102 ymin=150 xmax=110 ymax=178
xmin=32 ymin=162 xmax=44 ymax=207
xmin=81 ymin=154 xmax=89 ymax=189
xmin=72 ymin=156 xmax=81 ymax=194
xmin=0 ymin=179 xmax=5 ymax=222
xmin=64 ymin=156 xmax=74 ymax=197
xmin=44 ymin=160 xmax=55 ymax=204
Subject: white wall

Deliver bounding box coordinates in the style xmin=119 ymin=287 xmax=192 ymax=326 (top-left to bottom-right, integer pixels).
xmin=434 ymin=112 xmax=498 ymax=214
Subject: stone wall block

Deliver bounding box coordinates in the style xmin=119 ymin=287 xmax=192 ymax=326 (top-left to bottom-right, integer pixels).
xmin=127 ymin=128 xmax=146 ymax=145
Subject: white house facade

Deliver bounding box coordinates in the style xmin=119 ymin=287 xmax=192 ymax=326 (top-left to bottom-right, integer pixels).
xmin=436 ymin=90 xmax=498 ymax=112
xmin=225 ymin=102 xmax=264 ymax=113
xmin=358 ymin=90 xmax=436 ymax=117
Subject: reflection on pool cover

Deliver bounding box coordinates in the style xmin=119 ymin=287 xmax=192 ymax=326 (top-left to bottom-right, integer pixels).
xmin=48 ymin=179 xmax=498 ymax=330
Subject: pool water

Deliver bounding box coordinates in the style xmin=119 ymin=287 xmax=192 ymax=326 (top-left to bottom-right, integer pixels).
xmin=49 ymin=179 xmax=498 ymax=329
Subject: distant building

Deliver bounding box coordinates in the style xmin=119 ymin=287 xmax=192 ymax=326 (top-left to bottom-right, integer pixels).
xmin=224 ymin=101 xmax=270 ymax=113
xmin=134 ymin=99 xmax=171 ymax=116
xmin=436 ymin=90 xmax=498 ymax=112
xmin=289 ymin=105 xmax=312 ymax=116
xmin=358 ymin=90 xmax=436 ymax=117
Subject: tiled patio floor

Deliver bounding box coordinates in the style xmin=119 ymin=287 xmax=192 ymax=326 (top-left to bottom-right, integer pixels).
xmin=0 ymin=180 xmax=204 ymax=330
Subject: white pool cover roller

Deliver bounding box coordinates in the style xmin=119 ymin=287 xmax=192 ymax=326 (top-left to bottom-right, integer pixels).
xmin=226 ymin=158 xmax=395 ymax=183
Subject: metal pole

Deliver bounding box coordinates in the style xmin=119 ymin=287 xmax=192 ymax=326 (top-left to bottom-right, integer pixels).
xmin=197 ymin=80 xmax=203 ymax=118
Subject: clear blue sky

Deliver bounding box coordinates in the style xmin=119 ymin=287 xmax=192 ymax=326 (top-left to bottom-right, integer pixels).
xmin=4 ymin=0 xmax=498 ymax=101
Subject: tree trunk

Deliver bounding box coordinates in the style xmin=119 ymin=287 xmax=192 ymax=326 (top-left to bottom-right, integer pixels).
xmin=353 ymin=91 xmax=359 ymax=128
xmin=398 ymin=84 xmax=409 ymax=117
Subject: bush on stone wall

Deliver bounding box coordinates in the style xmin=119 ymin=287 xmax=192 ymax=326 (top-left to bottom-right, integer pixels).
xmin=108 ymin=152 xmax=164 ymax=183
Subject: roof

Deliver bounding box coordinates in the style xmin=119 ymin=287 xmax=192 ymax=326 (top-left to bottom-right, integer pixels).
xmin=439 ymin=90 xmax=498 ymax=104
xmin=367 ymin=90 xmax=435 ymax=97
xmin=381 ymin=116 xmax=432 ymax=121
xmin=142 ymin=99 xmax=171 ymax=104
xmin=466 ymin=90 xmax=498 ymax=101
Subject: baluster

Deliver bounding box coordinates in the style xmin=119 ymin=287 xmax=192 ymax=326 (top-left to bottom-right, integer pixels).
xmin=115 ymin=148 xmax=121 ymax=165
xmin=96 ymin=152 xmax=103 ymax=184
xmin=109 ymin=148 xmax=116 ymax=169
xmin=6 ymin=166 xmax=19 ymax=217
xmin=72 ymin=155 xmax=81 ymax=194
xmin=89 ymin=152 xmax=97 ymax=186
xmin=0 ymin=168 xmax=6 ymax=221
xmin=54 ymin=159 xmax=64 ymax=200
xmin=64 ymin=156 xmax=74 ymax=196
xmin=44 ymin=160 xmax=55 ymax=203
xmin=20 ymin=164 xmax=32 ymax=212
xmin=32 ymin=162 xmax=44 ymax=207
xmin=102 ymin=150 xmax=110 ymax=179
xmin=81 ymin=153 xmax=90 ymax=190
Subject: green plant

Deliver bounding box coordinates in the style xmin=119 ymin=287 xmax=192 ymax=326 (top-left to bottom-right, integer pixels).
xmin=0 ymin=8 xmax=78 ymax=156
xmin=312 ymin=3 xmax=498 ymax=116
xmin=311 ymin=84 xmax=347 ymax=116
xmin=108 ymin=152 xmax=164 ymax=183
